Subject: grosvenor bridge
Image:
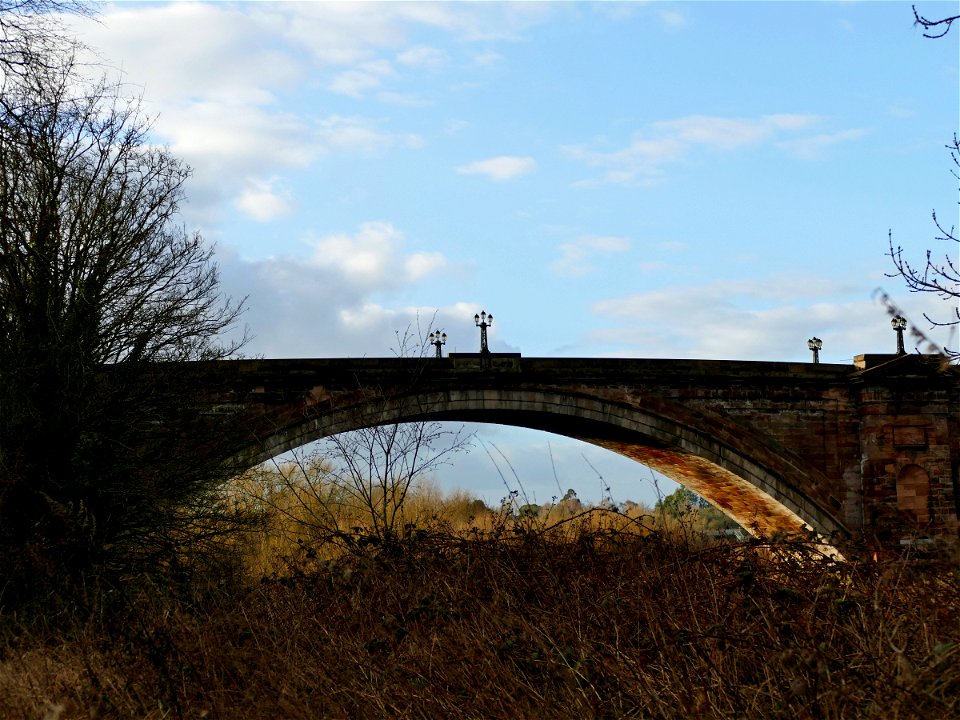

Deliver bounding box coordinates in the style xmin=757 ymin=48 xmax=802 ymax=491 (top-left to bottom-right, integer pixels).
xmin=191 ymin=351 xmax=960 ymax=551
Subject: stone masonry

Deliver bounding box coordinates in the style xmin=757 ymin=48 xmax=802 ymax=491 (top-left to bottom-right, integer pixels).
xmin=186 ymin=352 xmax=960 ymax=553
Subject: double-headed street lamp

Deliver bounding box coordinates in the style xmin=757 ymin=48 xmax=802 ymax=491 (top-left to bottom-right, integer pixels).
xmin=891 ymin=315 xmax=907 ymax=355
xmin=807 ymin=337 xmax=822 ymax=364
xmin=474 ymin=310 xmax=493 ymax=354
xmin=429 ymin=330 xmax=447 ymax=358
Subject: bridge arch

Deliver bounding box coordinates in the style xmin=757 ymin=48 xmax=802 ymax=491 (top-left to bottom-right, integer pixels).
xmin=244 ymin=385 xmax=847 ymax=542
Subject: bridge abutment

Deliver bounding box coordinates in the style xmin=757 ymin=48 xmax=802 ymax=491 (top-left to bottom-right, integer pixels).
xmin=854 ymin=354 xmax=960 ymax=549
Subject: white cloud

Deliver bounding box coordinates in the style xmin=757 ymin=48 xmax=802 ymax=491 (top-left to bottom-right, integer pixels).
xmin=887 ymin=105 xmax=915 ymax=119
xmin=566 ymin=114 xmax=859 ymax=186
xmin=552 ymin=235 xmax=631 ymax=277
xmin=377 ymin=91 xmax=433 ymax=108
xmin=654 ymin=114 xmax=814 ymax=149
xmin=470 ymin=51 xmax=505 ymax=68
xmin=764 ymin=114 xmax=823 ymax=131
xmin=215 ymin=223 xmax=469 ymax=358
xmin=308 ymin=222 xmax=405 ymax=288
xmin=329 ymin=60 xmax=396 ymax=98
xmin=315 ymin=115 xmax=423 ymax=155
xmin=338 ymin=303 xmax=398 ymax=333
xmin=68 ymin=4 xmax=302 ymax=103
xmin=445 ymin=120 xmax=471 ymax=135
xmin=306 ymin=222 xmax=450 ymax=291
xmin=397 ymin=44 xmax=448 ymax=69
xmin=164 ymin=109 xmax=421 ymax=225
xmin=275 ymin=2 xmax=556 ymax=62
xmin=62 ymin=3 xmax=545 ymax=226
xmin=233 ymin=178 xmax=294 ymax=222
xmin=564 ymin=137 xmax=683 ymax=185
xmin=588 ymin=276 xmax=954 ymax=362
xmin=405 ymin=252 xmax=448 ymax=281
xmin=164 ymin=101 xmax=313 ymax=170
xmin=386 ymin=1 xmax=555 ymax=42
xmin=456 ymin=155 xmax=537 ymax=182
xmin=659 ymin=10 xmax=687 ymax=27
xmin=158 ymin=108 xmax=418 ymax=224
xmin=779 ymin=129 xmax=868 ymax=160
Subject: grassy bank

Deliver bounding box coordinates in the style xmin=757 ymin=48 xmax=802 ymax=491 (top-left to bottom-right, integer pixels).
xmin=1 ymin=518 xmax=957 ymax=719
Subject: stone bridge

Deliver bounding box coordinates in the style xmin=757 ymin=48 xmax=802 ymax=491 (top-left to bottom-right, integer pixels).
xmin=192 ymin=352 xmax=960 ymax=551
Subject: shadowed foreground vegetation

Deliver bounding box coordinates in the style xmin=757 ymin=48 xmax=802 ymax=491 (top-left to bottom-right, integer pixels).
xmin=0 ymin=510 xmax=958 ymax=719
xmin=0 ymin=3 xmax=957 ymax=717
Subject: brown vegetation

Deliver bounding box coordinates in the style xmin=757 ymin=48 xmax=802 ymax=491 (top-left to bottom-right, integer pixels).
xmin=0 ymin=504 xmax=957 ymax=719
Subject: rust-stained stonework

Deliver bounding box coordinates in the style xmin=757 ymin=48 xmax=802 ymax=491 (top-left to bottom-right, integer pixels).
xmin=184 ymin=352 xmax=960 ymax=553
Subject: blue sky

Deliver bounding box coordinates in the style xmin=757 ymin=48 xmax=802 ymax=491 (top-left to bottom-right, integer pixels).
xmin=68 ymin=2 xmax=959 ymax=507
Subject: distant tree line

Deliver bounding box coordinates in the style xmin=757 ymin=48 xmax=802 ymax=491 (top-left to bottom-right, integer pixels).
xmin=655 ymin=486 xmax=742 ymax=532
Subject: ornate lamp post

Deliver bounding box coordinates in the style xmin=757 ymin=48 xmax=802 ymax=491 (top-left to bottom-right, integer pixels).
xmin=891 ymin=315 xmax=907 ymax=354
xmin=474 ymin=310 xmax=493 ymax=354
xmin=428 ymin=330 xmax=447 ymax=358
xmin=807 ymin=337 xmax=822 ymax=364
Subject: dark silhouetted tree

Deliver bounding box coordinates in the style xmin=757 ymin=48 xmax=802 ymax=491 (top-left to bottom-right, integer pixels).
xmin=0 ymin=54 xmax=246 ymax=600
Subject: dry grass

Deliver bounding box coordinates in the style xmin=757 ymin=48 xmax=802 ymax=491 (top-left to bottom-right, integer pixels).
xmin=1 ymin=521 xmax=957 ymax=719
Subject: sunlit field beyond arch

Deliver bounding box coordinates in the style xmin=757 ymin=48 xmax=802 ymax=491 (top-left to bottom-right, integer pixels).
xmin=419 ymin=422 xmax=681 ymax=508
xmin=268 ymin=422 xmax=682 ymax=510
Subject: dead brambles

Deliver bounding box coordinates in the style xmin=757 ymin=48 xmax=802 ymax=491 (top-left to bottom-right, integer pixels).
xmin=0 ymin=521 xmax=958 ymax=719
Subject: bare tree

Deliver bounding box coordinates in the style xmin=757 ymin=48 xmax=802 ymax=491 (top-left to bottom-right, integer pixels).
xmin=0 ymin=55 xmax=246 ymax=597
xmin=0 ymin=63 xmax=243 ymax=365
xmin=307 ymin=417 xmax=470 ymax=543
xmin=886 ymin=136 xmax=960 ymax=346
xmin=256 ymin=326 xmax=472 ymax=553
xmin=881 ymin=8 xmax=960 ymax=357
xmin=0 ymin=1 xmax=92 ymax=78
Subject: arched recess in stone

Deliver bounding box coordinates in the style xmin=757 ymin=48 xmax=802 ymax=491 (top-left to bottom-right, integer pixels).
xmin=896 ymin=464 xmax=931 ymax=528
xmin=241 ymin=387 xmax=847 ymax=543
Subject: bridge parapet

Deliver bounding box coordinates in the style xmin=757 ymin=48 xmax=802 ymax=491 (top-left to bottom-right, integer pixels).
xmin=449 ymin=352 xmax=522 ymax=373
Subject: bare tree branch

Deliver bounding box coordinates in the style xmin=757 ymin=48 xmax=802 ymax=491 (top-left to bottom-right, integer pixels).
xmin=886 ymin=135 xmax=960 ymax=352
xmin=913 ymin=4 xmax=960 ymax=38
xmin=0 ymin=1 xmax=93 ymax=80
xmin=254 ymin=324 xmax=473 ymax=554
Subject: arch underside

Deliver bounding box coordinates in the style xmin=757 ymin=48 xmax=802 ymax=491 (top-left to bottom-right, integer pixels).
xmin=247 ymin=388 xmax=847 ymax=542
